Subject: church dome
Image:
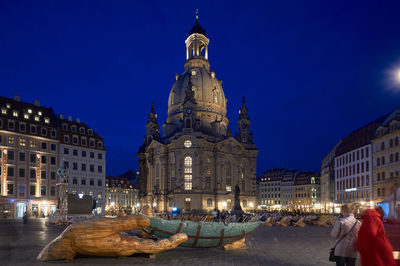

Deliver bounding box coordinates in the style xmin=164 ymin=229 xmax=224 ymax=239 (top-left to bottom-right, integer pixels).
xmin=168 ymin=63 xmax=227 ymax=118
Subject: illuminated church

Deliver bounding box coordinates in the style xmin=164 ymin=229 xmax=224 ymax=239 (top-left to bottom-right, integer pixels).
xmin=137 ymin=16 xmax=258 ymax=212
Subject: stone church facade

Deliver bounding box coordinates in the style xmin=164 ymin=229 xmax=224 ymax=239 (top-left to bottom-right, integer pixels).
xmin=137 ymin=17 xmax=258 ymax=213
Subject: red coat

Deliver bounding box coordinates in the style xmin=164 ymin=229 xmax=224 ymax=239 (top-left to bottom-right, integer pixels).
xmin=357 ymin=209 xmax=396 ymax=266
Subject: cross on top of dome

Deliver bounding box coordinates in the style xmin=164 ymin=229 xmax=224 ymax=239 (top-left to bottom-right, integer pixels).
xmin=188 ymin=9 xmax=206 ymax=36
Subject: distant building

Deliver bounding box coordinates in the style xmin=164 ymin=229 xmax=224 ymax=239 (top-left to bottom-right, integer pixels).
xmin=334 ymin=115 xmax=386 ymax=211
xmin=105 ymin=176 xmax=139 ymax=212
xmin=59 ymin=116 xmax=106 ymax=214
xmin=258 ymin=169 xmax=320 ymax=211
xmin=259 ymin=169 xmax=284 ymax=208
xmin=294 ymin=172 xmax=320 ymax=211
xmin=281 ymin=169 xmax=297 ymax=210
xmin=320 ymin=140 xmax=341 ymax=213
xmin=0 ymin=95 xmax=59 ymax=218
xmin=372 ymin=108 xmax=400 ymax=203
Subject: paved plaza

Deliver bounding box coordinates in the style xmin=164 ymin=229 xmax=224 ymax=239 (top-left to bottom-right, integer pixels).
xmin=0 ymin=218 xmax=398 ymax=266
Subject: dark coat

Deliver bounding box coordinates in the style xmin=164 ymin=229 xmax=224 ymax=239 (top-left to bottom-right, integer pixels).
xmin=357 ymin=209 xmax=396 ymax=266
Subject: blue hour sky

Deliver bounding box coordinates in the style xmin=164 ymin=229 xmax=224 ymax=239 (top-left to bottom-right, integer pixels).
xmin=1 ymin=0 xmax=400 ymax=176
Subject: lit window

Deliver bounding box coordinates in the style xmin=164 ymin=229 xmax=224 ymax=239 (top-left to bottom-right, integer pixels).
xmin=24 ymin=114 xmax=29 ymax=119
xmin=226 ymin=185 xmax=232 ymax=192
xmin=19 ymin=139 xmax=26 ymax=146
xmin=1 ymin=108 xmax=6 ymax=114
xmin=34 ymin=116 xmax=39 ymax=121
xmin=30 ymin=140 xmax=36 ymax=148
xmin=27 ymin=109 xmax=32 ymax=114
xmin=6 ymin=104 xmax=11 ymax=108
xmin=13 ymin=111 xmax=18 ymax=117
xmin=38 ymin=111 xmax=42 ymax=116
xmin=184 ymin=140 xmax=192 ymax=148
xmin=8 ymin=136 xmax=14 ymax=144
xmin=185 ymin=198 xmax=191 ymax=202
xmin=184 ymin=156 xmax=192 ymax=190
xmin=213 ymin=91 xmax=218 ymax=103
xmin=44 ymin=117 xmax=50 ymax=124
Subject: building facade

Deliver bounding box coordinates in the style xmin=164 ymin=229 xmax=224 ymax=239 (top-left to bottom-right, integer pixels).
xmin=334 ymin=117 xmax=385 ymax=211
xmin=294 ymin=172 xmax=321 ymax=211
xmin=259 ymin=168 xmax=284 ymax=208
xmin=281 ymin=169 xmax=297 ymax=210
xmin=59 ymin=116 xmax=106 ymax=214
xmin=0 ymin=95 xmax=59 ymax=218
xmin=137 ymin=18 xmax=258 ymax=213
xmin=105 ymin=176 xmax=139 ymax=213
xmin=372 ymin=109 xmax=400 ymax=203
xmin=320 ymin=140 xmax=341 ymax=213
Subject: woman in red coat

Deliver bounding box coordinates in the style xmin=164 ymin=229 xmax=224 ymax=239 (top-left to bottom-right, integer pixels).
xmin=357 ymin=207 xmax=396 ymax=266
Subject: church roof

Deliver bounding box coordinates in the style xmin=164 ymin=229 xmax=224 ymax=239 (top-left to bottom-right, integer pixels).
xmin=188 ymin=19 xmax=206 ymax=36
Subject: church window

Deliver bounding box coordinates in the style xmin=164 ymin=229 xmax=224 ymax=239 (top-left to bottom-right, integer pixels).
xmin=185 ymin=119 xmax=191 ymax=128
xmin=184 ymin=140 xmax=192 ymax=148
xmin=226 ymin=162 xmax=231 ymax=177
xmin=213 ymin=90 xmax=218 ymax=103
xmin=207 ymin=198 xmax=213 ymax=207
xmin=311 ymin=177 xmax=315 ymax=184
xmin=206 ymin=158 xmax=211 ymax=176
xmin=184 ymin=156 xmax=192 ymax=190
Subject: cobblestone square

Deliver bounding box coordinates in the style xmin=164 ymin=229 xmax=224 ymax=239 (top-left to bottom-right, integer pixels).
xmin=1 ymin=219 xmax=398 ymax=266
xmin=0 ymin=219 xmax=336 ymax=266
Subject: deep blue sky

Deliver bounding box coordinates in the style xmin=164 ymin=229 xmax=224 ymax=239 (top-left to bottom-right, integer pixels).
xmin=1 ymin=0 xmax=400 ymax=176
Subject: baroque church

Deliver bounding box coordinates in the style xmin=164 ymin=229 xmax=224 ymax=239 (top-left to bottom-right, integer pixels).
xmin=137 ymin=17 xmax=258 ymax=212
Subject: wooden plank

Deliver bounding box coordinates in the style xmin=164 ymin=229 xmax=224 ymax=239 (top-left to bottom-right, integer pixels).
xmin=191 ymin=224 xmax=202 ymax=248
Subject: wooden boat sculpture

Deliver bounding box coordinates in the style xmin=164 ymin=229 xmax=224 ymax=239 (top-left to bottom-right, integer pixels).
xmin=142 ymin=215 xmax=261 ymax=248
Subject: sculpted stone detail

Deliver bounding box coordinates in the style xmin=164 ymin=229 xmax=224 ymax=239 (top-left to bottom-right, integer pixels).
xmin=37 ymin=215 xmax=188 ymax=261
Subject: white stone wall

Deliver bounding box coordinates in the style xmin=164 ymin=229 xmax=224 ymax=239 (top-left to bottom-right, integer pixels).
xmin=60 ymin=144 xmax=106 ymax=213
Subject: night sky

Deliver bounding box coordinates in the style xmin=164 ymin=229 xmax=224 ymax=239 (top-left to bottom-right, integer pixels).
xmin=1 ymin=1 xmax=400 ymax=176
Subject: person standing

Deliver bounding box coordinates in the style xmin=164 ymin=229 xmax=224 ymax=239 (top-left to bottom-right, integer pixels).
xmin=22 ymin=212 xmax=28 ymax=224
xmin=330 ymin=203 xmax=361 ymax=266
xmin=357 ymin=206 xmax=396 ymax=266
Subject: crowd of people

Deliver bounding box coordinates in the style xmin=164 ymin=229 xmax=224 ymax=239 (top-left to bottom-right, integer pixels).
xmin=330 ymin=203 xmax=397 ymax=266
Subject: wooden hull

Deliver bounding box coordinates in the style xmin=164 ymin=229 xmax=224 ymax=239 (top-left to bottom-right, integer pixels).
xmin=143 ymin=216 xmax=261 ymax=248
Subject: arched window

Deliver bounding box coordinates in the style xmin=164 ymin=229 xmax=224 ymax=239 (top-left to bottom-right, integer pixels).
xmin=213 ymin=90 xmax=218 ymax=103
xmin=226 ymin=162 xmax=231 ymax=177
xmin=377 ymin=157 xmax=380 ymax=166
xmin=390 ymin=154 xmax=394 ymax=163
xmin=170 ymin=93 xmax=174 ymax=105
xmin=186 ymin=119 xmax=191 ymax=128
xmin=206 ymin=158 xmax=211 ymax=176
xmin=156 ymin=163 xmax=160 ymax=178
xmin=311 ymin=177 xmax=315 ymax=184
xmin=184 ymin=156 xmax=192 ymax=190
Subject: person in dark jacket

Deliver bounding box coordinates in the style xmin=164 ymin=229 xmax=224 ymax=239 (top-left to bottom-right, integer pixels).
xmin=23 ymin=212 xmax=28 ymax=224
xmin=357 ymin=206 xmax=396 ymax=266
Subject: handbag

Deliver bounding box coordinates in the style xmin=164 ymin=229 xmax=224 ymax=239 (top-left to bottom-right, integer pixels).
xmin=329 ymin=220 xmax=359 ymax=262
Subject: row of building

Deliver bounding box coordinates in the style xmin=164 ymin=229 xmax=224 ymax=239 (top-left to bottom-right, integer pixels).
xmin=0 ymin=95 xmax=106 ymax=218
xmin=320 ymin=108 xmax=400 ymax=213
xmin=258 ymin=169 xmax=321 ymax=211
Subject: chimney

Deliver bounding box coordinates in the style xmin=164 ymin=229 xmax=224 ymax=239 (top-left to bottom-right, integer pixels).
xmin=13 ymin=94 xmax=20 ymax=102
xmin=68 ymin=116 xmax=72 ymax=121
xmin=76 ymin=118 xmax=80 ymax=123
xmin=34 ymin=100 xmax=40 ymax=107
xmin=59 ymin=114 xmax=64 ymax=119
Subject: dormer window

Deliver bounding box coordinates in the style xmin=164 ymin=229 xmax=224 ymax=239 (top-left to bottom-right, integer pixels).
xmin=24 ymin=114 xmax=29 ymax=119
xmin=62 ymin=123 xmax=68 ymax=131
xmin=34 ymin=116 xmax=39 ymax=121
xmin=38 ymin=111 xmax=42 ymax=116
xmin=71 ymin=125 xmax=77 ymax=132
xmin=89 ymin=139 xmax=95 ymax=147
xmin=97 ymin=141 xmax=103 ymax=149
xmin=73 ymin=136 xmax=78 ymax=145
xmin=64 ymin=135 xmax=70 ymax=143
xmin=44 ymin=117 xmax=50 ymax=124
xmin=81 ymin=137 xmax=87 ymax=146
xmin=1 ymin=108 xmax=6 ymax=114
xmin=88 ymin=129 xmax=93 ymax=136
xmin=79 ymin=127 xmax=85 ymax=134
xmin=13 ymin=110 xmax=18 ymax=117
xmin=6 ymin=104 xmax=11 ymax=108
xmin=27 ymin=109 xmax=32 ymax=114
